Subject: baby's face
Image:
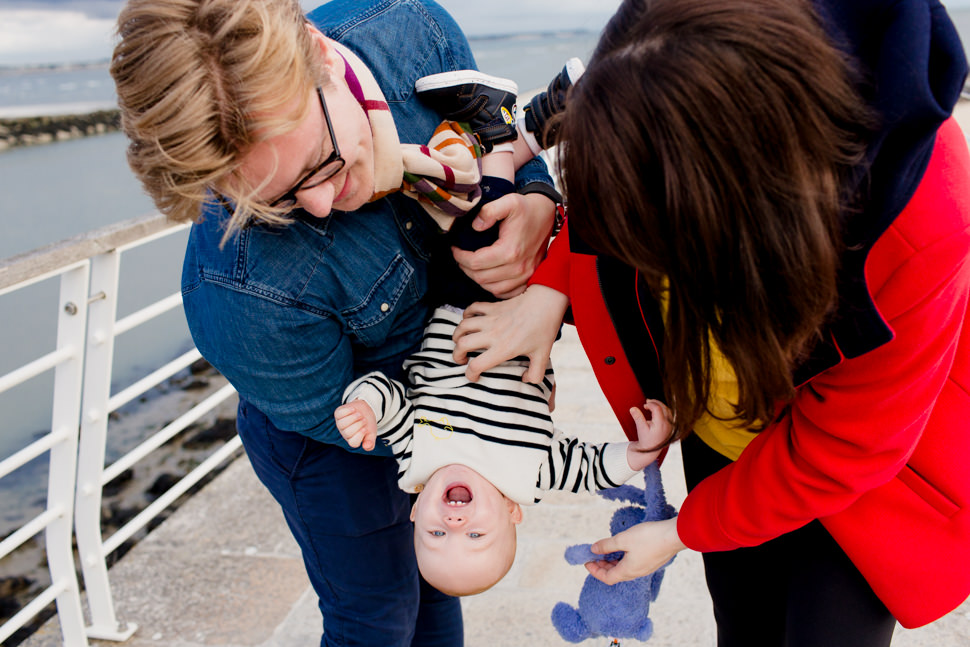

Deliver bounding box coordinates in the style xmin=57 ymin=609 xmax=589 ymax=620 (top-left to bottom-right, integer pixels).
xmin=411 ymin=464 xmax=522 ymax=595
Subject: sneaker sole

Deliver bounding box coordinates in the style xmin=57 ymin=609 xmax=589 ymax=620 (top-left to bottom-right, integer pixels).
xmin=415 ymin=70 xmax=519 ymax=95
xmin=564 ymin=57 xmax=585 ymax=84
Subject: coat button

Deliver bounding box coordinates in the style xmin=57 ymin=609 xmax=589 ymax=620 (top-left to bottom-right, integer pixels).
xmin=604 ymin=356 xmax=616 ymax=365
xmin=380 ymin=303 xmax=390 ymax=312
xmin=405 ymin=220 xmax=413 ymax=230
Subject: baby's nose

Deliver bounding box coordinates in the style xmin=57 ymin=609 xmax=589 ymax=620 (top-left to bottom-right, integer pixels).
xmin=444 ymin=511 xmax=466 ymax=526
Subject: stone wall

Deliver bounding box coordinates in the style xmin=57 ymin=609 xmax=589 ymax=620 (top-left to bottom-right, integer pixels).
xmin=0 ymin=109 xmax=121 ymax=150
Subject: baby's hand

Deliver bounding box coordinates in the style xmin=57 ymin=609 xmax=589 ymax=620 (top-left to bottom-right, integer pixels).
xmin=334 ymin=399 xmax=378 ymax=451
xmin=626 ymin=399 xmax=673 ymax=471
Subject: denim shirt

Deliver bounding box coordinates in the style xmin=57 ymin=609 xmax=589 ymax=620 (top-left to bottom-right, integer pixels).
xmin=181 ymin=0 xmax=555 ymax=453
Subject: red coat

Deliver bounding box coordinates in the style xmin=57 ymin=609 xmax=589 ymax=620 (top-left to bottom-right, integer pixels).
xmin=530 ymin=117 xmax=970 ymax=628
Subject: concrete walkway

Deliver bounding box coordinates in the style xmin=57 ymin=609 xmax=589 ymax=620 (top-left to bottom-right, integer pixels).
xmin=16 ymin=96 xmax=970 ymax=647
xmin=24 ymin=326 xmax=970 ymax=647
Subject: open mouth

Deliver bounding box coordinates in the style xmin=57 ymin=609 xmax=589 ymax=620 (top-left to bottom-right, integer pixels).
xmin=444 ymin=484 xmax=472 ymax=506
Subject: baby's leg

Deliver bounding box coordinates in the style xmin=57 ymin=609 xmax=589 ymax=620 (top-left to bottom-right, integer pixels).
xmin=416 ymin=70 xmax=522 ymax=252
xmin=415 ymin=70 xmax=518 ymax=154
xmin=520 ymin=57 xmax=586 ymax=155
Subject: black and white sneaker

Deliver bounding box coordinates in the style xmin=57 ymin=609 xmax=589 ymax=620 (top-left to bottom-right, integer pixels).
xmin=522 ymin=57 xmax=585 ymax=149
xmin=415 ymin=70 xmax=519 ymax=153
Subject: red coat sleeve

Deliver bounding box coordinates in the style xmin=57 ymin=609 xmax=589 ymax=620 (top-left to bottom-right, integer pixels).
xmin=528 ymin=221 xmax=573 ymax=297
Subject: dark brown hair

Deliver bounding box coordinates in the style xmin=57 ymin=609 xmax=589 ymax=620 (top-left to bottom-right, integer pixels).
xmin=559 ymin=0 xmax=873 ymax=438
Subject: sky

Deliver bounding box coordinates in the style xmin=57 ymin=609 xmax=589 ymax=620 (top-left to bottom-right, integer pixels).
xmin=0 ymin=0 xmax=623 ymax=67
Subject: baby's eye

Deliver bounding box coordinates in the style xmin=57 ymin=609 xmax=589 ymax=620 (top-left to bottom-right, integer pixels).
xmin=430 ymin=530 xmax=445 ymax=537
xmin=468 ymin=532 xmax=482 ymax=539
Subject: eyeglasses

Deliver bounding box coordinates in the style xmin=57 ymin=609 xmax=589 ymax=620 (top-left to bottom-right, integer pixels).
xmin=269 ymin=86 xmax=345 ymax=209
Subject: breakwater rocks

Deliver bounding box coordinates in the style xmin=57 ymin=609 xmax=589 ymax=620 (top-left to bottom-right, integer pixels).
xmin=0 ymin=359 xmax=241 ymax=645
xmin=0 ymin=109 xmax=121 ymax=150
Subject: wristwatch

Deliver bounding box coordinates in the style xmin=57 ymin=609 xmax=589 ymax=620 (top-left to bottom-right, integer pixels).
xmin=518 ymin=181 xmax=565 ymax=235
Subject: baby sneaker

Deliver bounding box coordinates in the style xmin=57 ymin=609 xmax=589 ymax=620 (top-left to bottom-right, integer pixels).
xmin=522 ymin=57 xmax=585 ymax=151
xmin=416 ymin=70 xmax=519 ymax=153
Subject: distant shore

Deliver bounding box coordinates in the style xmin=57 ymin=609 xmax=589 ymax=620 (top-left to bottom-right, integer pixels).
xmin=0 ymin=109 xmax=120 ymax=151
xmin=1 ymin=88 xmax=967 ymax=153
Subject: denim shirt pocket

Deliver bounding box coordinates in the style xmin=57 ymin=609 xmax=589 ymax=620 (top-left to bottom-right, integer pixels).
xmin=342 ymin=252 xmax=419 ymax=348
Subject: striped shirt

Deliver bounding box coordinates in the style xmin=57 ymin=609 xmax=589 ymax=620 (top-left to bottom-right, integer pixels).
xmin=342 ymin=307 xmax=635 ymax=504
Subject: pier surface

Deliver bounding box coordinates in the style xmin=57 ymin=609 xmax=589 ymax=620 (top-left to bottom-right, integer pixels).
xmin=20 ymin=324 xmax=970 ymax=647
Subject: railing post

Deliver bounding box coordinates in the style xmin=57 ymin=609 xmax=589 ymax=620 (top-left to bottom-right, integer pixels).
xmin=74 ymin=250 xmax=137 ymax=641
xmin=0 ymin=216 xmax=238 ymax=644
xmin=46 ymin=263 xmax=90 ymax=647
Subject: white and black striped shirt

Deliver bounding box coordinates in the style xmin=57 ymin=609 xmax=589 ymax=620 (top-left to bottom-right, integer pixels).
xmin=342 ymin=307 xmax=635 ymax=504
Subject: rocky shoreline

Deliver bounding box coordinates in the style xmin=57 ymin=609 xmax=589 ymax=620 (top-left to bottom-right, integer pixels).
xmin=0 ymin=109 xmax=121 ymax=151
xmin=0 ymin=359 xmax=241 ymax=645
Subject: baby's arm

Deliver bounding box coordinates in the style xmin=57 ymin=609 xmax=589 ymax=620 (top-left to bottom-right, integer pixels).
xmin=335 ymin=372 xmax=414 ymax=460
xmin=539 ymin=400 xmax=673 ymax=494
xmin=335 ymin=399 xmax=379 ymax=451
xmin=626 ymin=399 xmax=673 ymax=472
xmin=542 ymin=434 xmax=633 ymax=494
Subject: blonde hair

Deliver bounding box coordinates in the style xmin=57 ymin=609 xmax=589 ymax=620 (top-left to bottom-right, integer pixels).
xmin=111 ymin=0 xmax=325 ymax=235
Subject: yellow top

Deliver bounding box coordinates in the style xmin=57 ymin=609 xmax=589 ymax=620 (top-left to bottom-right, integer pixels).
xmin=690 ymin=345 xmax=758 ymax=461
xmin=659 ymin=284 xmax=756 ymax=461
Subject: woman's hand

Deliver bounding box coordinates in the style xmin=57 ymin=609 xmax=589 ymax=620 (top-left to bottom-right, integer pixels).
xmin=452 ymin=285 xmax=568 ymax=382
xmin=584 ymin=518 xmax=686 ymax=585
xmin=451 ymin=192 xmax=555 ymax=298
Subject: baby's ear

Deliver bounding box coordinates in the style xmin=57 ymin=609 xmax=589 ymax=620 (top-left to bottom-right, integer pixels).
xmin=409 ymin=496 xmax=420 ymax=522
xmin=507 ymin=499 xmax=523 ymax=524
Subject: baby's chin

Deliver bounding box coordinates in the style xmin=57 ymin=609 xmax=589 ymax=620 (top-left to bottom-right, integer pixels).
xmin=427 ymin=463 xmax=480 ymax=485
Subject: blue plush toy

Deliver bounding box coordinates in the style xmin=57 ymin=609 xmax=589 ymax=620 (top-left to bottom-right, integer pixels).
xmin=551 ymin=462 xmax=678 ymax=643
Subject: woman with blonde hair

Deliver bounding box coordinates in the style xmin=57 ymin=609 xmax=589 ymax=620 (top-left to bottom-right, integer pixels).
xmin=111 ymin=0 xmax=561 ymax=643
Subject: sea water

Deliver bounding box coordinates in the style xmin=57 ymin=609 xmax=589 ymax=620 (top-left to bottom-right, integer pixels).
xmin=0 ymin=64 xmax=118 ymax=119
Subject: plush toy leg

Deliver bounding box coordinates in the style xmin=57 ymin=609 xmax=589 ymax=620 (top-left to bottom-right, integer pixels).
xmin=551 ymin=602 xmax=593 ymax=643
xmin=633 ymin=617 xmax=655 ymax=642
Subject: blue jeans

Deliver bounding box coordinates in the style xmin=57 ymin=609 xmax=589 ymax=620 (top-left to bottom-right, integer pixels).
xmin=237 ymin=399 xmax=463 ymax=646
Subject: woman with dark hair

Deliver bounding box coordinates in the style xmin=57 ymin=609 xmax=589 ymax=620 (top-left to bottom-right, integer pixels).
xmin=453 ymin=0 xmax=970 ymax=643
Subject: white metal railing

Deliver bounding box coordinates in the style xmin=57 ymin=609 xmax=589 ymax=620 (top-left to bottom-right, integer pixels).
xmin=0 ymin=261 xmax=89 ymax=647
xmin=0 ymin=213 xmax=239 ymax=645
